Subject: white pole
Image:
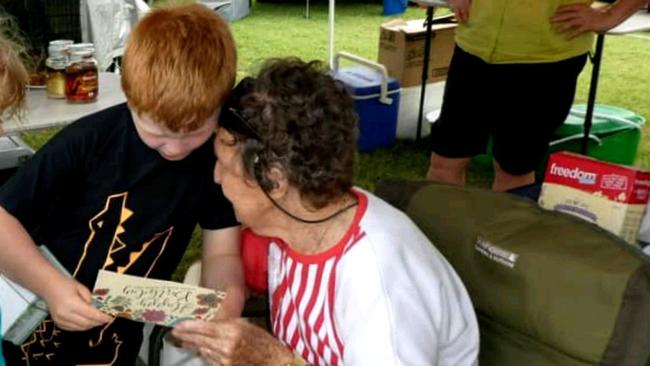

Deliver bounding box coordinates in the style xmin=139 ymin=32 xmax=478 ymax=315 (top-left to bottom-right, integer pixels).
xmin=328 ymin=0 xmax=335 ymax=67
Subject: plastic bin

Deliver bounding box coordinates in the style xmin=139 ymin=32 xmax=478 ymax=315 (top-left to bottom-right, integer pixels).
xmin=0 ymin=136 xmax=34 ymax=185
xmin=551 ymin=104 xmax=646 ymax=165
xmin=383 ymin=0 xmax=407 ymax=16
xmin=472 ymin=104 xmax=646 ymax=171
xmin=333 ymin=52 xmax=400 ymax=152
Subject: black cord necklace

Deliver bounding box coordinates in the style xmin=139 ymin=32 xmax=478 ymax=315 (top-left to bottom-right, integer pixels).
xmin=261 ymin=189 xmax=358 ymax=224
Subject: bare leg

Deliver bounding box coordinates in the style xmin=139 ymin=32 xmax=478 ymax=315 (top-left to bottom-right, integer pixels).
xmin=427 ymin=153 xmax=472 ymax=186
xmin=492 ymin=159 xmax=535 ymax=192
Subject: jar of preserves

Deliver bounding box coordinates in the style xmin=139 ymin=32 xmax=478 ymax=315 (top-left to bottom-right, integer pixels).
xmin=65 ymin=44 xmax=99 ymax=103
xmin=45 ymin=40 xmax=73 ymax=98
xmin=46 ymin=43 xmax=67 ymax=98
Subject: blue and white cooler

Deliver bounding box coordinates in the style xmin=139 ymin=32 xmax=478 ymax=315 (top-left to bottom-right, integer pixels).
xmin=333 ymin=52 xmax=400 ymax=152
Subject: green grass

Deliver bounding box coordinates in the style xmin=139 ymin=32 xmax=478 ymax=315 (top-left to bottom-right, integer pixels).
xmin=19 ymin=1 xmax=650 ymax=280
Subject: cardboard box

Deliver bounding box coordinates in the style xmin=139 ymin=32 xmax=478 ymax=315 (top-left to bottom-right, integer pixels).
xmin=378 ymin=17 xmax=456 ymax=87
xmin=539 ymin=152 xmax=650 ymax=243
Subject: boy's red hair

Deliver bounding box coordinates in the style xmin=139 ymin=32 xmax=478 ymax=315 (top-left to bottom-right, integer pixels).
xmin=122 ymin=4 xmax=236 ymax=132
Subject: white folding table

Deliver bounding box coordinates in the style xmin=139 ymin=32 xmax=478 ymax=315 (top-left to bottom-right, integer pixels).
xmin=3 ymin=72 xmax=126 ymax=135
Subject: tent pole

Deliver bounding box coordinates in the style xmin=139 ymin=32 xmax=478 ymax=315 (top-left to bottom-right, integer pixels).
xmin=416 ymin=6 xmax=435 ymax=141
xmin=582 ymin=34 xmax=605 ymax=155
xmin=328 ymin=0 xmax=335 ymax=67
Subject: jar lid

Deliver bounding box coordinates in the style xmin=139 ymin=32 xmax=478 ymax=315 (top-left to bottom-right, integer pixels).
xmin=48 ymin=40 xmax=73 ymax=56
xmin=68 ymin=44 xmax=96 ymax=58
xmin=68 ymin=43 xmax=95 ymax=52
xmin=48 ymin=39 xmax=74 ymax=47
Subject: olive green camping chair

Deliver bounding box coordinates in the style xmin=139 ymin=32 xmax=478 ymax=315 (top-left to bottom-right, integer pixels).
xmin=375 ymin=180 xmax=650 ymax=366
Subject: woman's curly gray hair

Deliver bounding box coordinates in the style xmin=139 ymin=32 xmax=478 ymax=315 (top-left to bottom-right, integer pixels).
xmin=222 ymin=58 xmax=358 ymax=209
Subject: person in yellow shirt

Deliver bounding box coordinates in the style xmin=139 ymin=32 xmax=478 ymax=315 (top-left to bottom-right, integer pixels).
xmin=427 ymin=0 xmax=647 ymax=191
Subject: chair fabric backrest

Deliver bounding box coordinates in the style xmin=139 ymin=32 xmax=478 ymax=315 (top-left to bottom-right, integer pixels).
xmin=375 ymin=180 xmax=650 ymax=366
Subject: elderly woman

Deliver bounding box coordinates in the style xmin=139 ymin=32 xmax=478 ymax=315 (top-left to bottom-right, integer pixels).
xmin=173 ymin=58 xmax=479 ymax=366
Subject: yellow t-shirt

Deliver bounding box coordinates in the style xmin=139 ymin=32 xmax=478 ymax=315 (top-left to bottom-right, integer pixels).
xmin=455 ymin=0 xmax=595 ymax=63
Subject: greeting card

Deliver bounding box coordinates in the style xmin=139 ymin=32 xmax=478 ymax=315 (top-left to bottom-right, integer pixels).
xmin=92 ymin=270 xmax=224 ymax=327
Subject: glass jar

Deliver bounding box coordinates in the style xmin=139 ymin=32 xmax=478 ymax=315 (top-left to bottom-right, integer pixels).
xmin=47 ymin=40 xmax=74 ymax=55
xmin=46 ymin=40 xmax=73 ymax=98
xmin=65 ymin=44 xmax=99 ymax=103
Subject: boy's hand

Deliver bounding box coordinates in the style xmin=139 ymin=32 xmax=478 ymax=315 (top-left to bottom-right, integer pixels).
xmin=43 ymin=277 xmax=113 ymax=331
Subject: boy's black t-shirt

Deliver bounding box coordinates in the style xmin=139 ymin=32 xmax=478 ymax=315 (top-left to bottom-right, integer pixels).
xmin=0 ymin=103 xmax=238 ymax=365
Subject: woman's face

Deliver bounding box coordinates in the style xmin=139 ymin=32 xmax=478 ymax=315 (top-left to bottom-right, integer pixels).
xmin=213 ymin=128 xmax=269 ymax=227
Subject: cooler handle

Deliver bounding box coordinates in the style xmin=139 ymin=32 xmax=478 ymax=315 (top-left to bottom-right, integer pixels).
xmin=333 ymin=51 xmax=393 ymax=105
xmin=549 ymin=133 xmax=602 ymax=147
xmin=568 ymin=109 xmax=643 ymax=130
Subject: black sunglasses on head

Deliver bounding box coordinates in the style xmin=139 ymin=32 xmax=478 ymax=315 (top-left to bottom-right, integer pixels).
xmin=218 ymin=77 xmax=261 ymax=141
xmin=219 ymin=107 xmax=261 ymax=141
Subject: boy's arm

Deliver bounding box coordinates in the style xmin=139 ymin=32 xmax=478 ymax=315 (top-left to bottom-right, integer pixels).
xmin=201 ymin=226 xmax=246 ymax=319
xmin=0 ymin=206 xmax=112 ymax=330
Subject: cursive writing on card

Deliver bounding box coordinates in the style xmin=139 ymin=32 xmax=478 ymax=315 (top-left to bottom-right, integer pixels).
xmin=92 ymin=270 xmax=225 ymax=327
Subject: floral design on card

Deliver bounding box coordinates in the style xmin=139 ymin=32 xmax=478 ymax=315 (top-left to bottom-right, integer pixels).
xmin=92 ymin=270 xmax=225 ymax=327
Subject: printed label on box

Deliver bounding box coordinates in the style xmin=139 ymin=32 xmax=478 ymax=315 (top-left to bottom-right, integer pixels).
xmin=539 ymin=152 xmax=650 ymax=243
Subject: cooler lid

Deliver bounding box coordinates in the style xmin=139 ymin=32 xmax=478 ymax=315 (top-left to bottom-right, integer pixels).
xmin=381 ymin=16 xmax=457 ymax=37
xmin=333 ymin=66 xmax=400 ymax=97
xmin=557 ymin=104 xmax=646 ymax=136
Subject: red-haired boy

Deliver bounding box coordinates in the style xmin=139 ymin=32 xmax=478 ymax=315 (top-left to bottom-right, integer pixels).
xmin=0 ymin=4 xmax=244 ymax=365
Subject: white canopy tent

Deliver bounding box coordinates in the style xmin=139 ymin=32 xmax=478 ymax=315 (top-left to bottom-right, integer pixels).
xmin=327 ymin=0 xmax=448 ymax=67
xmin=328 ymin=0 xmax=335 ymax=66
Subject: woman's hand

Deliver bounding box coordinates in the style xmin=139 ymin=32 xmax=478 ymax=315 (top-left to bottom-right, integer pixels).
xmin=42 ymin=276 xmax=113 ymax=331
xmin=172 ymin=318 xmax=295 ymax=366
xmin=448 ymin=0 xmax=471 ymax=24
xmin=551 ymin=3 xmax=618 ymax=39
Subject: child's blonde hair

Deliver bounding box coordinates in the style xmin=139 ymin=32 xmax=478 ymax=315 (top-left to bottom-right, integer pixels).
xmin=0 ymin=13 xmax=27 ymax=121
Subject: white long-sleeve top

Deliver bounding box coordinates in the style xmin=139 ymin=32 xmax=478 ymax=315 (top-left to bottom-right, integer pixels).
xmin=243 ymin=189 xmax=479 ymax=366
